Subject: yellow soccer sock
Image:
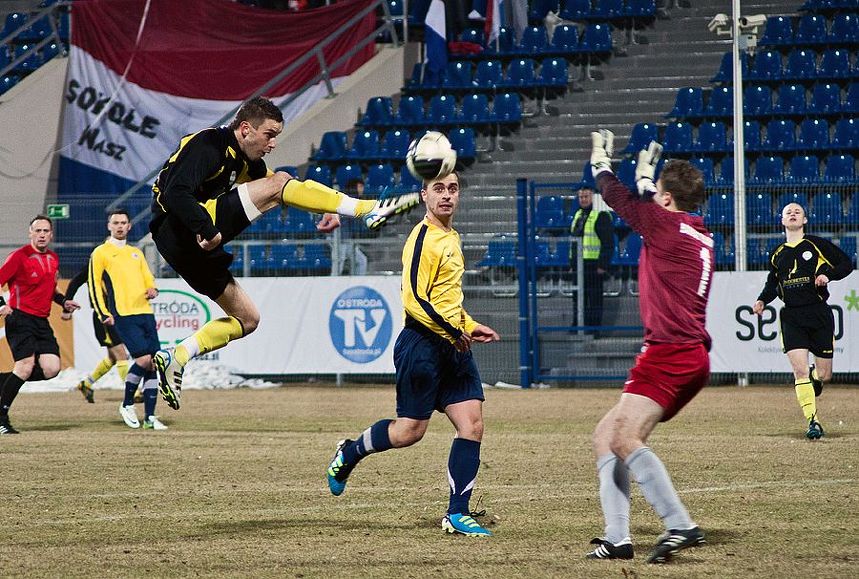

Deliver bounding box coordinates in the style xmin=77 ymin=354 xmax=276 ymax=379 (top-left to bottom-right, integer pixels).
xmin=116 ymin=359 xmax=130 ymax=382
xmin=175 ymin=317 xmax=245 ymax=366
xmin=281 ymin=179 xmax=376 ymax=217
xmin=795 ymin=379 xmax=817 ymax=422
xmin=89 ymin=357 xmax=114 ymax=383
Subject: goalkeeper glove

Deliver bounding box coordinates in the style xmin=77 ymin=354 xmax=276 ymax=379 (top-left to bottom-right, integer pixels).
xmin=590 ymin=129 xmax=614 ymax=178
xmin=635 ymin=140 xmax=663 ymax=197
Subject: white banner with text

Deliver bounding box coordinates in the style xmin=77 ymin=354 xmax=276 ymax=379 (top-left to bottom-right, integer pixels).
xmin=71 ymin=276 xmax=403 ymax=375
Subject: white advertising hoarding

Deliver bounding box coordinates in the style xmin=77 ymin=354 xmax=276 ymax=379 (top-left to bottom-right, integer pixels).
xmin=71 ymin=276 xmax=403 ymax=375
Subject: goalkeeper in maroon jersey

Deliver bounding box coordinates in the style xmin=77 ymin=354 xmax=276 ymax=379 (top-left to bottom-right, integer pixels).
xmin=584 ymin=130 xmax=713 ymax=564
xmin=752 ymin=202 xmax=852 ymax=440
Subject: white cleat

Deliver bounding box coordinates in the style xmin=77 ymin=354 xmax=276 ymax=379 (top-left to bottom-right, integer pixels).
xmin=119 ymin=404 xmax=140 ymax=429
xmin=154 ymin=349 xmax=183 ymax=410
xmin=364 ymin=192 xmax=421 ymax=230
xmin=143 ymin=416 xmax=169 ymax=430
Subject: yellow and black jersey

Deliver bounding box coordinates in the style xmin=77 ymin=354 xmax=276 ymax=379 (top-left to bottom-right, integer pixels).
xmin=89 ymin=241 xmax=156 ymax=319
xmin=401 ymin=218 xmax=479 ymax=343
xmin=758 ymin=234 xmax=853 ymax=308
xmin=150 ymin=126 xmax=268 ymax=240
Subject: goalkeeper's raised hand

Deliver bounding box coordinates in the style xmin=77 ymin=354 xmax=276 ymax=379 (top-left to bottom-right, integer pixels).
xmin=635 ymin=140 xmax=663 ymax=198
xmin=590 ymin=129 xmax=614 ymax=177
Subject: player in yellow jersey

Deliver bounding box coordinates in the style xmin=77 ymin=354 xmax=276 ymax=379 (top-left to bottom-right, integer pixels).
xmin=149 ymin=97 xmax=420 ymax=410
xmin=89 ymin=210 xmax=166 ymax=430
xmin=326 ymin=171 xmax=500 ymax=536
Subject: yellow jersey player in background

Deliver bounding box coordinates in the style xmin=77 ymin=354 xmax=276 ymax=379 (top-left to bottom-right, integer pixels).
xmin=326 ymin=171 xmax=501 ymax=537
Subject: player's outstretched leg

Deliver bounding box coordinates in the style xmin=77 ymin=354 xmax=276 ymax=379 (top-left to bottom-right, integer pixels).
xmin=646 ymin=527 xmax=706 ymax=564
xmin=154 ymin=348 xmax=183 ymax=410
xmin=363 ymin=192 xmax=421 ymax=230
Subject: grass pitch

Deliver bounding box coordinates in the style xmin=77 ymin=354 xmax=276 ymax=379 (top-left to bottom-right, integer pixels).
xmin=0 ymin=385 xmax=857 ymax=578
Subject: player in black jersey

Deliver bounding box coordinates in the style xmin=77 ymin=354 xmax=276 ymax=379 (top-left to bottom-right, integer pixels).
xmin=149 ymin=96 xmax=420 ymax=410
xmin=752 ymin=203 xmax=853 ymax=439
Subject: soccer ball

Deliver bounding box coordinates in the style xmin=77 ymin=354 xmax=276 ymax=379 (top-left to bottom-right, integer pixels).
xmin=406 ymin=131 xmax=457 ymax=181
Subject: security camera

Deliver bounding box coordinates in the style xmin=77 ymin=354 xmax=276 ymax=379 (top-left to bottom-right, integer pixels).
xmin=739 ymin=14 xmax=767 ymax=28
xmin=708 ymin=13 xmax=729 ymax=34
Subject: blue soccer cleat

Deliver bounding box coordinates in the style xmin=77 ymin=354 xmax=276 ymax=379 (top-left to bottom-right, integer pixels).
xmin=442 ymin=513 xmax=492 ymax=537
xmin=326 ymin=439 xmax=353 ymax=496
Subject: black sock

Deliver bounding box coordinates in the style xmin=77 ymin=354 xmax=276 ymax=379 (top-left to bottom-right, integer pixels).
xmin=0 ymin=373 xmax=25 ymax=416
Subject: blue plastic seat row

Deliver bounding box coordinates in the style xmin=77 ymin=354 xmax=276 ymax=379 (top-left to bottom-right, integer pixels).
xmin=304 ymin=162 xmax=432 ymax=194
xmin=712 ymin=49 xmax=859 ymax=83
xmin=240 ymin=244 xmax=332 ymax=274
xmin=358 ymin=93 xmax=523 ymax=129
xmin=312 ymin=127 xmax=477 ymax=165
xmin=758 ymin=13 xmax=859 ymax=46
xmin=668 ymin=83 xmax=850 ymax=118
xmin=407 ymin=58 xmax=569 ymax=92
xmin=558 ymin=0 xmax=656 ymax=21
xmin=454 ymin=23 xmax=612 ymax=57
xmin=705 ymin=192 xmax=853 ymax=229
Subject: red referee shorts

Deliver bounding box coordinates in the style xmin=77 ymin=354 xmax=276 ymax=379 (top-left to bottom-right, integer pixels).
xmin=623 ymin=342 xmax=710 ymax=422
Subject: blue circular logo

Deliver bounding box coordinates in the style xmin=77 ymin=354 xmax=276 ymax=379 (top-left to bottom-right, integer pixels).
xmin=329 ymin=286 xmax=393 ymax=363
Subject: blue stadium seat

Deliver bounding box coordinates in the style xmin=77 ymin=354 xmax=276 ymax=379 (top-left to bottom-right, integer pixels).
xmin=535 ymin=196 xmax=568 ymax=231
xmin=442 ymin=61 xmax=473 ymax=91
xmin=42 ymin=41 xmax=62 ymax=60
xmin=365 ymin=163 xmax=396 ymax=195
xmin=759 ymin=16 xmax=793 ymax=46
xmin=752 ymin=155 xmax=785 ymax=184
xmin=19 ymin=15 xmax=51 ymax=42
xmin=485 ymin=26 xmax=516 ymax=56
xmin=335 ymin=164 xmax=363 ymax=188
xmin=474 ymin=60 xmax=503 ymax=89
xmin=710 ymin=51 xmax=750 ymax=83
xmin=427 ymin=94 xmax=458 ymax=125
xmin=844 ymin=82 xmax=859 ymax=113
xmin=832 ymin=118 xmax=859 ymax=149
xmin=762 ymin=119 xmax=797 ymax=151
xmin=705 ymin=192 xmax=734 ymax=226
xmin=397 ymin=168 xmax=423 ymax=193
xmin=518 ymin=26 xmax=548 ymax=55
xmin=13 ymin=43 xmax=44 ymax=72
xmin=797 ymin=118 xmax=829 ymax=150
xmin=795 ymin=14 xmax=828 ymax=45
xmin=283 ymin=210 xmax=317 ymax=235
xmin=829 ymin=13 xmax=859 ymax=44
xmin=459 ymin=27 xmax=485 ymax=47
xmin=617 ymin=158 xmax=637 ymax=191
xmin=746 ymin=193 xmax=774 ymax=229
xmin=349 ymin=130 xmax=381 ymax=161
xmin=839 ymin=235 xmax=857 ymax=266
xmin=360 ymin=97 xmax=394 ymax=127
xmin=742 ymin=120 xmax=763 ymax=151
xmin=539 ymin=58 xmax=569 ymax=91
xmin=704 ymin=86 xmax=733 ymax=117
xmin=492 ymin=92 xmax=523 ymax=123
xmin=773 ymin=84 xmax=807 ymax=115
xmin=689 ymin=157 xmax=716 ymax=185
xmin=777 ymin=191 xmax=809 ymax=211
xmin=380 ymin=129 xmax=411 ymax=160
xmin=593 ymin=0 xmax=624 ymax=19
xmin=783 ymin=49 xmax=817 ymax=81
xmin=245 ymin=211 xmax=283 ymax=236
xmin=744 ymin=85 xmax=773 ymax=116
xmin=477 ymin=236 xmax=518 ymax=267
xmin=449 ymin=127 xmax=477 ymax=162
xmin=302 ymin=244 xmax=332 ymax=272
xmin=622 ymin=123 xmax=659 ymax=154
xmin=848 ymin=193 xmax=859 ymax=222
xmin=548 ymin=24 xmax=579 ymax=55
xmin=580 ymin=23 xmax=612 ymax=53
xmin=305 ymin=165 xmax=333 ymax=186
xmin=529 ymin=0 xmax=560 ymax=21
xmin=57 ymin=11 xmax=70 ymax=41
xmin=625 ymin=0 xmax=657 ymax=17
xmin=818 ymin=48 xmax=851 ymax=79
xmin=1 ymin=13 xmax=27 ymax=38
xmin=406 ymin=62 xmax=437 ymax=90
xmin=809 ymin=82 xmax=841 ymax=114
xmin=248 ymin=245 xmax=269 ymax=274
xmin=503 ymin=58 xmax=538 ymax=89
xmin=748 ymin=50 xmax=782 ymax=81
xmin=824 ymin=154 xmax=855 ymax=182
xmin=395 ymin=95 xmax=425 ymax=126
xmin=788 ymin=155 xmax=820 ymax=183
xmin=661 ymin=122 xmax=693 ymax=153
xmin=0 ymin=74 xmax=19 ymax=95
xmin=712 ymin=232 xmax=735 ymax=267
xmin=694 ymin=121 xmax=728 ymax=153
xmin=614 ymin=233 xmax=642 ymax=267
xmin=715 ymin=156 xmax=750 ymax=186
xmin=313 ymin=131 xmax=348 ymax=162
xmin=667 ymin=87 xmax=704 ymax=118
xmin=811 ymin=192 xmax=843 ymax=227
xmin=579 ymin=161 xmax=596 ymax=189
xmin=274 ymin=165 xmax=299 ymax=177
xmin=459 ymin=93 xmax=491 ymax=124
xmin=560 ymin=0 xmax=590 ymax=21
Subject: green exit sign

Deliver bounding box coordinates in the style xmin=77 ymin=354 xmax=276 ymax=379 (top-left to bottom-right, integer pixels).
xmin=46 ymin=204 xmax=70 ymax=219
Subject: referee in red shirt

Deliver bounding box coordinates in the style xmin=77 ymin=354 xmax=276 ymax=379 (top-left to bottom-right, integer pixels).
xmin=584 ymin=132 xmax=712 ymax=564
xmin=0 ymin=216 xmax=80 ymax=434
